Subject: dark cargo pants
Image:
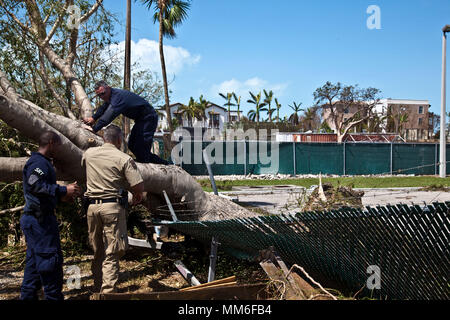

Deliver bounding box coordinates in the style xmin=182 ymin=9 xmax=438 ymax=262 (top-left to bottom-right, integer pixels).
xmin=127 ymin=113 xmax=168 ymax=164
xmin=20 ymin=214 xmax=64 ymax=300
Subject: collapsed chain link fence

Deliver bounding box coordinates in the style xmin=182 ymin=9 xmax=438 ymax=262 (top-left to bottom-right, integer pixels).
xmin=159 ymin=202 xmax=450 ymax=300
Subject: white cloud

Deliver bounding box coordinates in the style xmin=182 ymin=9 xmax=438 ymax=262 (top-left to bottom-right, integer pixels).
xmin=210 ymin=77 xmax=288 ymax=99
xmin=109 ymin=38 xmax=201 ymax=75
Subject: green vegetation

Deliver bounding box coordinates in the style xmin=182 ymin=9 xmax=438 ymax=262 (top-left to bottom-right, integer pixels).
xmin=198 ymin=176 xmax=450 ymax=192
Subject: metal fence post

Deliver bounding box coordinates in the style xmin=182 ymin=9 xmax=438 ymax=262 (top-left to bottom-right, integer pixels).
xmin=179 ymin=136 xmax=183 ymax=169
xmin=244 ymin=140 xmax=247 ymax=176
xmin=390 ymin=142 xmax=393 ymax=175
xmin=343 ymin=142 xmax=346 ymax=175
xmin=435 ymin=143 xmax=438 ymax=176
xmin=293 ymin=141 xmax=296 ymax=176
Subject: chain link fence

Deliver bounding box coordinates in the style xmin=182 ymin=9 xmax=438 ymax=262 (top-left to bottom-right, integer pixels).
xmin=160 ymin=202 xmax=450 ymax=300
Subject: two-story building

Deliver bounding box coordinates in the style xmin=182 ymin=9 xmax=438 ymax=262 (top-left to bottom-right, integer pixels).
xmin=321 ymin=99 xmax=434 ymax=141
xmin=375 ymin=99 xmax=432 ymax=141
xmin=156 ymin=102 xmax=240 ymax=138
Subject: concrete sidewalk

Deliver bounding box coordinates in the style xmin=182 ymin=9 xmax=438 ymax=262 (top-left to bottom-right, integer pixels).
xmin=219 ymin=186 xmax=450 ymax=215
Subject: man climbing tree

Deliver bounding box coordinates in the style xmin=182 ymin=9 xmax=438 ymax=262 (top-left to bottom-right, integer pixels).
xmin=83 ymin=81 xmax=168 ymax=164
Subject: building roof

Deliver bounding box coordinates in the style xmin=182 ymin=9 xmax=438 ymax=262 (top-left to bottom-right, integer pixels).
xmin=378 ymin=99 xmax=430 ymax=105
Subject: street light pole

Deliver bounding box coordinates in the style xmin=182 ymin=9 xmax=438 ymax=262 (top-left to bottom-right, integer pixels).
xmin=440 ymin=25 xmax=450 ymax=178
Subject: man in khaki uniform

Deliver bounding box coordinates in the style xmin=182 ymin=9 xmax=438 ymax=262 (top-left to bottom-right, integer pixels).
xmin=82 ymin=125 xmax=144 ymax=293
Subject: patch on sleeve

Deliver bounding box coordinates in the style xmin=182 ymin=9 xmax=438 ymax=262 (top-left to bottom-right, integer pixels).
xmin=27 ymin=168 xmax=44 ymax=185
xmin=32 ymin=167 xmax=45 ymax=176
xmin=28 ymin=174 xmax=40 ymax=185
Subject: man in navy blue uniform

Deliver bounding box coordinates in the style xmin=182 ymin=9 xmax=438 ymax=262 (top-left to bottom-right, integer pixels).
xmin=21 ymin=131 xmax=81 ymax=300
xmin=83 ymin=81 xmax=168 ymax=164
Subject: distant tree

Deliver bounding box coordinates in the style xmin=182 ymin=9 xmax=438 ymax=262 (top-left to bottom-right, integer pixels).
xmin=320 ymin=121 xmax=333 ymax=133
xmin=288 ymin=102 xmax=303 ymax=126
xmin=219 ymin=92 xmax=234 ymax=123
xmin=274 ymin=98 xmax=282 ymax=123
xmin=178 ymin=97 xmax=198 ymax=126
xmin=387 ymin=105 xmax=409 ymax=136
xmin=263 ymin=89 xmax=274 ymax=122
xmin=141 ymin=0 xmax=191 ymax=132
xmin=266 ymin=108 xmax=276 ymax=123
xmin=365 ymin=113 xmax=387 ymax=133
xmin=247 ymin=91 xmax=267 ymax=124
xmin=197 ymin=95 xmax=209 ymax=126
xmin=299 ymin=106 xmax=321 ymax=132
xmin=314 ymin=81 xmax=381 ymax=142
xmin=131 ymin=68 xmax=164 ymax=106
xmin=232 ymin=93 xmax=241 ymax=121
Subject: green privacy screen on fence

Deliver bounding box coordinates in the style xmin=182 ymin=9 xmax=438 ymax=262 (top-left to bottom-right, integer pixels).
xmin=159 ymin=202 xmax=450 ymax=300
xmin=161 ymin=141 xmax=446 ymax=176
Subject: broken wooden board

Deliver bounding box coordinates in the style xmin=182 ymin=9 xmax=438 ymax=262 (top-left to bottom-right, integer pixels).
xmin=259 ymin=260 xmax=306 ymax=300
xmin=90 ymin=283 xmax=268 ymax=300
xmin=179 ymin=276 xmax=236 ymax=292
xmin=259 ymin=248 xmax=327 ymax=300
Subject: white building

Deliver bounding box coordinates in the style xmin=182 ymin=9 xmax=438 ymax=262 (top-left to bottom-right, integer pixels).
xmin=156 ymin=102 xmax=240 ymax=137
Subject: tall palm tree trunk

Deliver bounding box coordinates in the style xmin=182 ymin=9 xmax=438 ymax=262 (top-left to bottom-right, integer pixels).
xmin=159 ymin=7 xmax=173 ymax=133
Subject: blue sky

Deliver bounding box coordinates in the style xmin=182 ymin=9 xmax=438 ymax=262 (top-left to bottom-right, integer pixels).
xmin=104 ymin=0 xmax=450 ymax=119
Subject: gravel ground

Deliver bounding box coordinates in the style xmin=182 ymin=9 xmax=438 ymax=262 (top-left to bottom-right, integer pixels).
xmin=194 ymin=173 xmax=417 ymax=181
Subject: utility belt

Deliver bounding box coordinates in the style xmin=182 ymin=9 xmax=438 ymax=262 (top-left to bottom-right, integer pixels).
xmin=87 ymin=198 xmax=120 ymax=205
xmin=83 ymin=189 xmax=129 ymax=212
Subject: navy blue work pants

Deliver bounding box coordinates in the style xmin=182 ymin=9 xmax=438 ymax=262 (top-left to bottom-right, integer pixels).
xmin=20 ymin=214 xmax=64 ymax=300
xmin=128 ymin=114 xmax=168 ymax=164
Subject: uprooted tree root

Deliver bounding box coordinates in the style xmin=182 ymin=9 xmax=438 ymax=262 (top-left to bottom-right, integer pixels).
xmin=302 ymin=183 xmax=364 ymax=212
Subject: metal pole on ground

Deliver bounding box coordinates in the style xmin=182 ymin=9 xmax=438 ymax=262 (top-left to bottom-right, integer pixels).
xmin=440 ymin=25 xmax=450 ymax=177
xmin=208 ymin=236 xmax=219 ymax=283
xmin=203 ymin=149 xmax=219 ymax=195
xmin=163 ymin=190 xmax=178 ymax=222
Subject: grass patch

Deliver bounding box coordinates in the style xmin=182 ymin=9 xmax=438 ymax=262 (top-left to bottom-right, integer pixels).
xmin=198 ymin=176 xmax=450 ymax=192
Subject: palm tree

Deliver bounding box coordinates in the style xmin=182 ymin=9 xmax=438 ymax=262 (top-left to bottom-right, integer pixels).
xmin=366 ymin=114 xmax=387 ymax=133
xmin=197 ymin=95 xmax=209 ymax=127
xmin=274 ymin=98 xmax=282 ymax=123
xmin=178 ymin=97 xmax=197 ymax=126
xmin=141 ymin=0 xmax=191 ymax=133
xmin=219 ymin=92 xmax=234 ymax=122
xmin=247 ymin=91 xmax=267 ymax=124
xmin=232 ymin=92 xmax=241 ymax=122
xmin=263 ymin=89 xmax=274 ymax=122
xmin=288 ymin=102 xmax=303 ymax=126
xmin=398 ymin=113 xmax=409 ymax=137
xmin=302 ymin=106 xmax=320 ymax=131
xmin=267 ymin=108 xmax=276 ymax=123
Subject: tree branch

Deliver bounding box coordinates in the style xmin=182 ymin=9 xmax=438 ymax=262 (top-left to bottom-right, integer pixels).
xmin=24 ymin=0 xmax=47 ymax=40
xmin=0 ymin=95 xmax=85 ymax=181
xmin=37 ymin=51 xmax=77 ymax=120
xmin=0 ymin=3 xmax=33 ymax=35
xmin=0 ymin=206 xmax=25 ymax=215
xmin=80 ymin=0 xmax=104 ymax=24
xmin=1 ymin=70 xmax=101 ymax=149
xmin=43 ymin=1 xmax=71 ymax=46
